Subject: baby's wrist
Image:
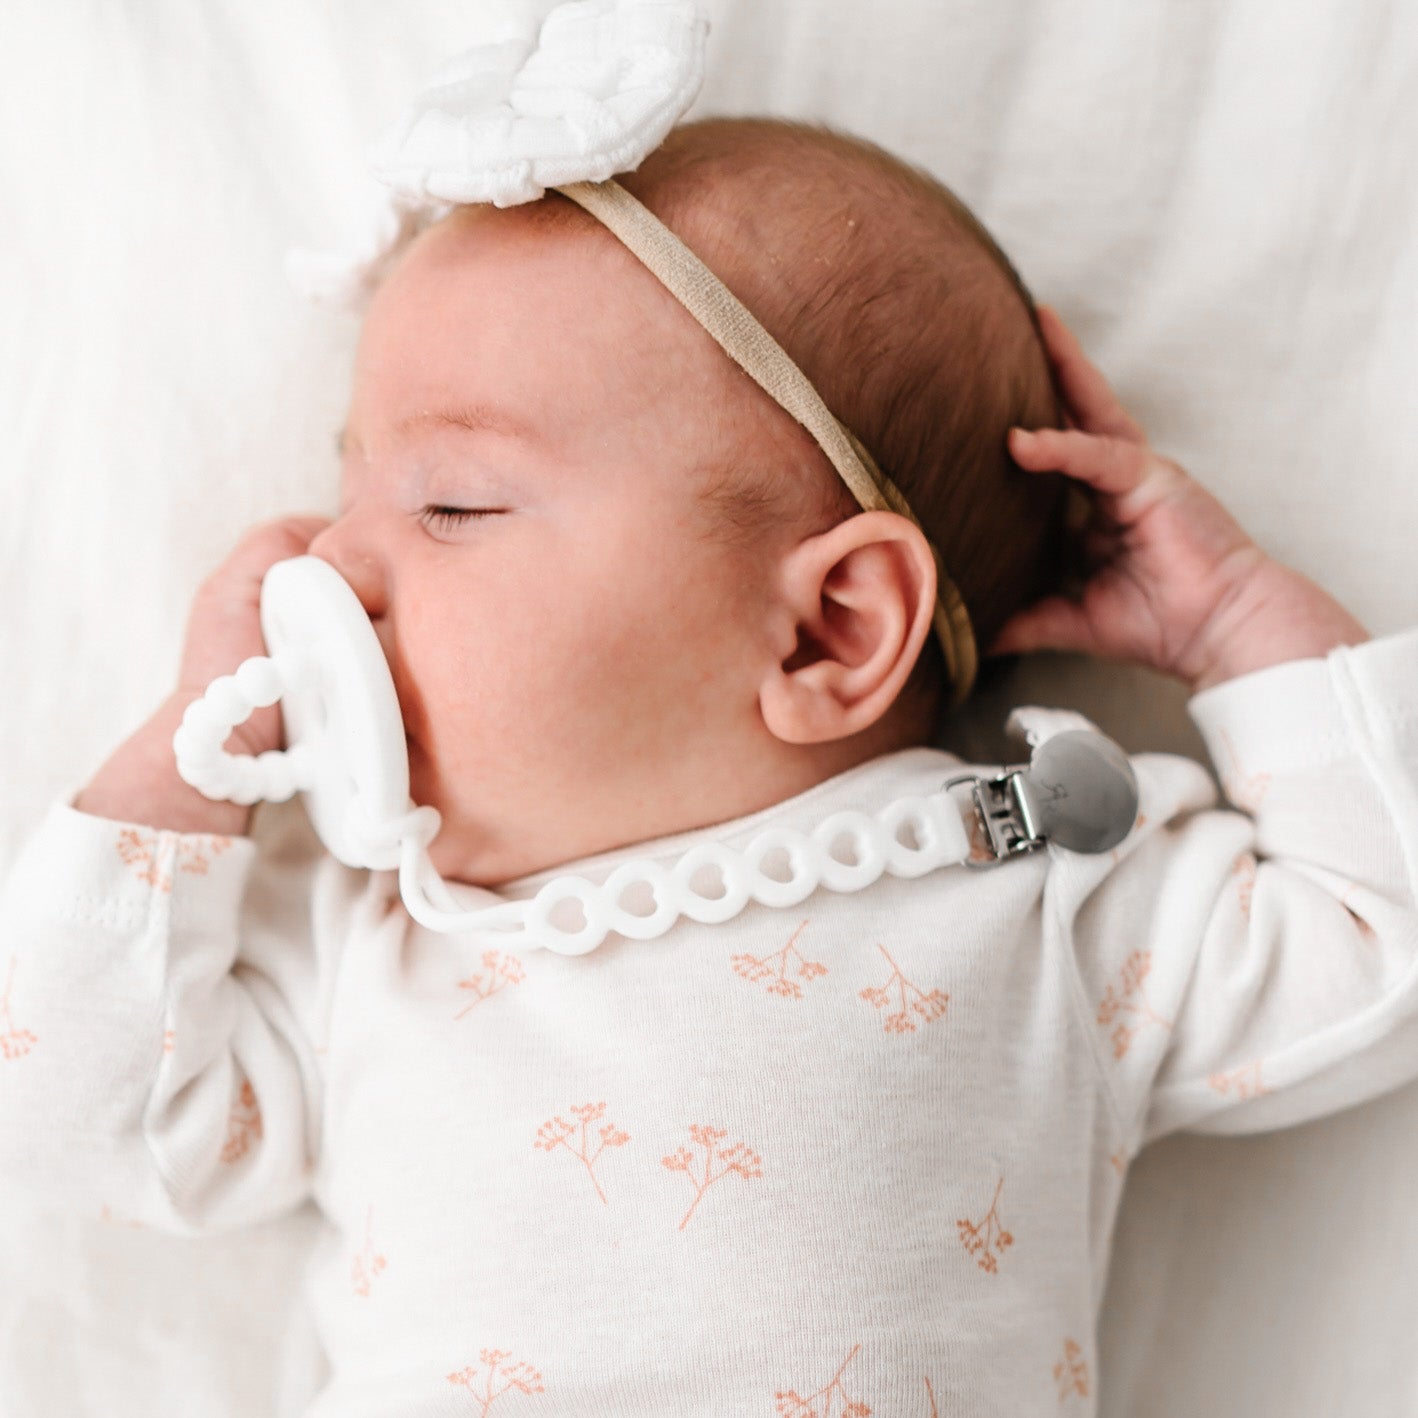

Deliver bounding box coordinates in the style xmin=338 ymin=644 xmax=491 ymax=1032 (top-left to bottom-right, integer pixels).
xmin=73 ymin=692 xmax=254 ymax=839
xmin=1185 ymin=557 xmax=1370 ymax=695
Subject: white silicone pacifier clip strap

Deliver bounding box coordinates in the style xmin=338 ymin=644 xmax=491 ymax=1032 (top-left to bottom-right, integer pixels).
xmin=392 ymin=790 xmax=975 ymax=955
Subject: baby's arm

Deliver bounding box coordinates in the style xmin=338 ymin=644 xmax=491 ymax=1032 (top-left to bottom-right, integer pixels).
xmin=0 ymin=517 xmax=335 ymax=1234
xmin=1054 ymin=628 xmax=1418 ymax=1147
xmin=996 ymin=311 xmax=1418 ymax=1142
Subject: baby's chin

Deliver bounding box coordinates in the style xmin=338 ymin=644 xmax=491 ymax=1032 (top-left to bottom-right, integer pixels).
xmin=403 ymin=734 xmax=572 ymax=890
xmin=421 ymin=828 xmax=529 ymax=893
xmin=406 ymin=745 xmax=501 ymax=887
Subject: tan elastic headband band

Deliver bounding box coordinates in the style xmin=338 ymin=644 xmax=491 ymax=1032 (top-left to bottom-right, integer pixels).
xmin=554 ymin=178 xmax=979 ymax=710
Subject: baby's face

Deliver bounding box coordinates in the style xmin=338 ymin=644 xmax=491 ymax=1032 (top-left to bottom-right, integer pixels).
xmin=310 ymin=203 xmax=786 ymax=887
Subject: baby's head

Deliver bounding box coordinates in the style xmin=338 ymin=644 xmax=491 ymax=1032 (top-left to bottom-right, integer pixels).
xmin=312 ymin=117 xmax=1066 ymax=887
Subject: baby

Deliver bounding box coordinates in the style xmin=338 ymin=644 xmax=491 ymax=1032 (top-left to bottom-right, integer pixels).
xmin=3 ymin=116 xmax=1415 ymax=1417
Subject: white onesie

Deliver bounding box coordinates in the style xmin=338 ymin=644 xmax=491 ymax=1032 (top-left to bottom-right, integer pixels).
xmin=2 ymin=627 xmax=1417 ymax=1416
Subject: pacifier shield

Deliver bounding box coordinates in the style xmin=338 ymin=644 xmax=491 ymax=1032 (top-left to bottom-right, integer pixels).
xmin=260 ymin=555 xmax=414 ymax=870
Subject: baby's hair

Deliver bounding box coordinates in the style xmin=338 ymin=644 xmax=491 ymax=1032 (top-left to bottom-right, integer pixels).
xmin=603 ymin=116 xmax=1070 ymax=740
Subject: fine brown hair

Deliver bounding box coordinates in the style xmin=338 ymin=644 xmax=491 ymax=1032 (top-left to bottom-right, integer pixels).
xmin=611 ymin=116 xmax=1070 ymax=740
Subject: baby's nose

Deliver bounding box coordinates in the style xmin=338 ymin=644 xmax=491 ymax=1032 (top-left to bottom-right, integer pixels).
xmin=307 ymin=521 xmax=389 ymax=622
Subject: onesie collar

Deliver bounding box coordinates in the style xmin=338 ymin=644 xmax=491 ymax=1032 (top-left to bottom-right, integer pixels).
xmin=449 ymin=745 xmax=962 ymax=905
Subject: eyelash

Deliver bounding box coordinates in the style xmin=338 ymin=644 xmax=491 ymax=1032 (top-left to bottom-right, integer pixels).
xmin=418 ymin=505 xmax=500 ymax=532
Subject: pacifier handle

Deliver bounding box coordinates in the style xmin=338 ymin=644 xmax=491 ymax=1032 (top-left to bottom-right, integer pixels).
xmin=172 ymin=651 xmax=316 ymax=806
xmin=168 ymin=555 xmax=433 ymax=872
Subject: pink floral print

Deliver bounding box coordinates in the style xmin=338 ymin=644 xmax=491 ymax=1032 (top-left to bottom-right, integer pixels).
xmin=1207 ymin=1060 xmax=1270 ymax=1100
xmin=1096 ymin=951 xmax=1173 ymax=1059
xmin=220 ymin=1078 xmax=262 ymax=1164
xmin=776 ymin=1343 xmax=871 ymax=1417
xmin=351 ymin=1205 xmax=387 ymax=1297
xmin=447 ymin=1350 xmax=544 ymax=1413
xmin=534 ymin=1102 xmax=630 ymax=1205
xmin=1 ymin=958 xmax=37 ymax=1060
xmin=662 ymin=1124 xmax=762 ymax=1231
xmin=732 ymin=919 xmax=828 ymax=999
xmin=1053 ymin=1338 xmax=1089 ymax=1402
xmin=859 ymin=945 xmax=948 ymax=1035
xmin=114 ymin=826 xmax=232 ymax=893
xmin=957 ymin=1176 xmax=1013 ymax=1274
xmin=455 ymin=950 xmax=526 ymax=1019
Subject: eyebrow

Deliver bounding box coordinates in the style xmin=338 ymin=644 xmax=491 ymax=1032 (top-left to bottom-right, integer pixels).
xmin=337 ymin=405 xmax=538 ymax=456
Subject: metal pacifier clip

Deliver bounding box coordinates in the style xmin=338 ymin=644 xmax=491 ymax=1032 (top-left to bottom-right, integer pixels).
xmin=173 ymin=556 xmax=1140 ymax=956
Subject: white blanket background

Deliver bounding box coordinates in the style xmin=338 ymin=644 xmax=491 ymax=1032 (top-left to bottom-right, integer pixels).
xmin=2 ymin=2 xmax=1415 ymax=1413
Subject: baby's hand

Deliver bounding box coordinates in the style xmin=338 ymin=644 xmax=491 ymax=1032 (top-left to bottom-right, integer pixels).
xmin=986 ymin=306 xmax=1369 ymax=693
xmin=177 ymin=514 xmax=333 ymax=756
xmin=75 ymin=514 xmax=332 ymax=836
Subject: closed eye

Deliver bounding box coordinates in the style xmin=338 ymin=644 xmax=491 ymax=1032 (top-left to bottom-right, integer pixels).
xmin=418 ymin=505 xmax=504 ymax=532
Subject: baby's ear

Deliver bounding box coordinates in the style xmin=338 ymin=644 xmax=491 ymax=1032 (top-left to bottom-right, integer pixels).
xmin=758 ymin=511 xmax=936 ymax=745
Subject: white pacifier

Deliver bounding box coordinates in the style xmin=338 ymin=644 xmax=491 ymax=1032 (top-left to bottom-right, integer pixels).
xmin=171 ymin=556 xmax=436 ymax=872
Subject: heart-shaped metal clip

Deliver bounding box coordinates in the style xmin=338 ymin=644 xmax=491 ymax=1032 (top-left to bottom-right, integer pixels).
xmin=942 ymin=728 xmax=1140 ymax=866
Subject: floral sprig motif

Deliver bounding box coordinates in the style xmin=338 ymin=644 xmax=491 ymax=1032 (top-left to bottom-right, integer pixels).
xmin=1054 ymin=1338 xmax=1090 ymax=1401
xmin=662 ymin=1123 xmax=762 ymax=1231
xmin=1217 ymin=729 xmax=1271 ymax=812
xmin=447 ymin=1349 xmax=544 ymax=1414
xmin=1207 ymin=1060 xmax=1270 ymax=1100
xmin=455 ymin=950 xmax=525 ymax=1019
xmin=957 ymin=1175 xmax=1013 ymax=1274
xmin=99 ymin=1203 xmax=146 ymax=1230
xmin=731 ymin=919 xmax=827 ymax=999
xmin=859 ymin=945 xmax=948 ymax=1034
xmin=351 ymin=1205 xmax=387 ymax=1297
xmin=1096 ymin=951 xmax=1172 ymax=1059
xmin=775 ymin=1343 xmax=871 ymax=1417
xmin=1 ymin=958 xmax=37 ymax=1061
xmin=220 ymin=1078 xmax=262 ymax=1164
xmin=1233 ymin=853 xmax=1257 ymax=921
xmin=114 ymin=827 xmax=232 ymax=893
xmin=534 ymin=1102 xmax=630 ymax=1204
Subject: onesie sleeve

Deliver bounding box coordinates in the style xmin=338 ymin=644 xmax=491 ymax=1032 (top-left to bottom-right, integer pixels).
xmin=1058 ymin=625 xmax=1418 ymax=1153
xmin=0 ymin=795 xmax=335 ymax=1236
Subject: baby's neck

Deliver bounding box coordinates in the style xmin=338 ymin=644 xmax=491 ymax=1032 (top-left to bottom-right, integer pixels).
xmin=433 ymin=708 xmax=933 ymax=891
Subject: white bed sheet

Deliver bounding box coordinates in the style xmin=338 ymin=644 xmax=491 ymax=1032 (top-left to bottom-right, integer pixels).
xmin=2 ymin=2 xmax=1415 ymax=1414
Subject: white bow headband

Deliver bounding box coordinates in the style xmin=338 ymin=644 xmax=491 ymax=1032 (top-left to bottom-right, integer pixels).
xmin=287 ymin=0 xmax=978 ymax=705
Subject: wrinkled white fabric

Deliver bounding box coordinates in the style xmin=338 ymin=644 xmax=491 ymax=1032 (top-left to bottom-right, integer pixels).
xmin=2 ymin=629 xmax=1415 ymax=1414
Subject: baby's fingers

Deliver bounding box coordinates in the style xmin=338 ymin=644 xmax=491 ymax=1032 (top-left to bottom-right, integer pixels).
xmin=1035 ymin=306 xmax=1146 ymax=444
xmin=984 ymin=593 xmax=1097 ymax=659
xmin=1009 ymin=426 xmax=1149 ymax=499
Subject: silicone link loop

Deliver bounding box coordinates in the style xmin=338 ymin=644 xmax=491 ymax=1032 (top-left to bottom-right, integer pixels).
xmin=743 ymin=828 xmax=817 ymax=910
xmin=173 ymin=651 xmax=313 ymax=806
